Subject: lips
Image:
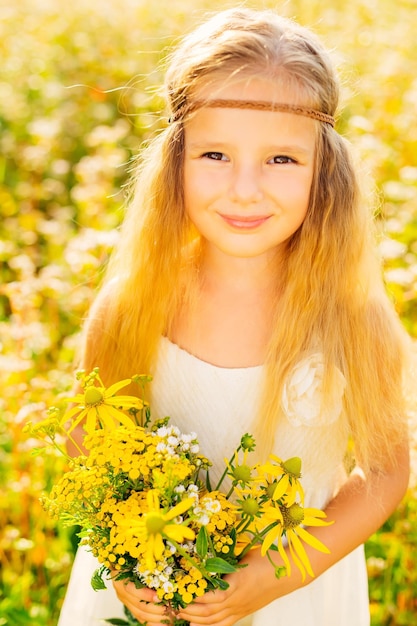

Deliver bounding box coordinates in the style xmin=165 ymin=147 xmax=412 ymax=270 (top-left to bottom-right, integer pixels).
xmin=219 ymin=214 xmax=271 ymax=229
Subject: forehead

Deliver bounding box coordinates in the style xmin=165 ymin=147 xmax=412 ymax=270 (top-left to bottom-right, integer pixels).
xmin=193 ymin=74 xmax=311 ymax=108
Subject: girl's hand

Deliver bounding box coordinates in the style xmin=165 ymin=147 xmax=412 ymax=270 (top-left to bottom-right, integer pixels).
xmin=112 ymin=578 xmax=167 ymax=625
xmin=177 ymin=548 xmax=289 ymax=626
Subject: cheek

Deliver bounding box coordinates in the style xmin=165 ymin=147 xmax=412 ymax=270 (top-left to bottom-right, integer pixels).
xmin=183 ymin=166 xmax=217 ymax=211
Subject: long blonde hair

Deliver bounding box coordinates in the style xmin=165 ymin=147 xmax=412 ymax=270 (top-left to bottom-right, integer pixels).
xmin=81 ymin=8 xmax=409 ymax=473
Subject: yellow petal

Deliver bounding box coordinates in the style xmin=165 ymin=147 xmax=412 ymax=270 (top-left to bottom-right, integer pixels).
xmin=304 ymin=507 xmax=328 ymax=518
xmin=277 ymin=536 xmax=292 ymax=575
xmin=282 ymin=481 xmax=302 ymax=507
xmin=85 ymin=407 xmax=101 ymax=433
xmin=61 ymin=402 xmax=84 ymax=422
xmin=261 ymin=527 xmax=279 ymax=556
xmin=166 ymin=497 xmax=195 ymax=521
xmin=303 ymin=516 xmax=332 ymax=527
xmin=288 ymin=530 xmax=314 ymax=578
xmin=261 ymin=505 xmax=283 ymax=525
xmin=153 ymin=533 xmax=165 ymax=561
xmin=100 ymin=404 xmax=135 ymax=429
xmin=260 ymin=461 xmax=282 ymax=476
xmin=145 ymin=536 xmax=157 ymax=569
xmin=65 ymin=407 xmax=89 ymax=433
xmin=269 ymin=454 xmax=284 ymax=465
xmin=147 ymin=490 xmax=160 ymax=511
xmin=105 ymin=379 xmax=133 ymax=396
xmin=272 ymin=474 xmax=290 ymax=501
xmin=63 ymin=393 xmax=85 ymax=406
xmin=95 ymin=406 xmax=118 ymax=431
xmin=287 ymin=533 xmax=307 ymax=581
xmin=106 ymin=396 xmax=144 ymax=409
xmin=295 ymin=526 xmax=330 ymax=554
xmin=165 ymin=524 xmax=195 ymax=543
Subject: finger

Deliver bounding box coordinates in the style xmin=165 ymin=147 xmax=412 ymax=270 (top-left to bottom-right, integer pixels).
xmin=181 ymin=611 xmax=235 ymax=626
xmin=178 ymin=603 xmax=231 ymax=624
xmin=191 ymin=589 xmax=229 ymax=604
xmin=112 ymin=579 xmax=158 ymax=604
xmin=123 ymin=599 xmax=167 ymax=624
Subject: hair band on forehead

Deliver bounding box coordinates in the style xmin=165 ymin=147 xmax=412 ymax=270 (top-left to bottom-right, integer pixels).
xmin=169 ymin=98 xmax=335 ymax=127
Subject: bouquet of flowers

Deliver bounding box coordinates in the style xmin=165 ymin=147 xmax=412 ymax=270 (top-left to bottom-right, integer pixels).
xmin=26 ymin=368 xmax=332 ymax=626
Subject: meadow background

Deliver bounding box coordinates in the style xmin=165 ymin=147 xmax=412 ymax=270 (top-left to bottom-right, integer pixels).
xmin=1 ymin=0 xmax=416 ymax=624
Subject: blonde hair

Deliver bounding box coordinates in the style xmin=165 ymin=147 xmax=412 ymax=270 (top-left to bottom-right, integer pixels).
xmin=81 ymin=8 xmax=409 ymax=474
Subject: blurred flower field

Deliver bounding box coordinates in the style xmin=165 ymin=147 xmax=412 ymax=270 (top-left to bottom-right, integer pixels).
xmin=0 ymin=0 xmax=416 ymax=624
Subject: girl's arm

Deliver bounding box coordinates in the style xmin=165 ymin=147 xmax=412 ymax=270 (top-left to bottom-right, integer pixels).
xmin=174 ymin=440 xmax=410 ymax=626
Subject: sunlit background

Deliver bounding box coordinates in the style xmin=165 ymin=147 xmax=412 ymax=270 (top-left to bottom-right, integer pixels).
xmin=0 ymin=0 xmax=416 ymax=623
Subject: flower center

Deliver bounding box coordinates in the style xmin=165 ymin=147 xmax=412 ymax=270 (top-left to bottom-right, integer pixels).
xmin=240 ymin=434 xmax=256 ymax=451
xmin=281 ymin=457 xmax=302 ymax=478
xmin=281 ymin=503 xmax=304 ymax=529
xmin=145 ymin=514 xmax=167 ymax=535
xmin=266 ymin=481 xmax=278 ymax=499
xmin=84 ymin=387 xmax=104 ymax=406
xmin=232 ymin=464 xmax=252 ymax=483
xmin=241 ymin=497 xmax=260 ymax=516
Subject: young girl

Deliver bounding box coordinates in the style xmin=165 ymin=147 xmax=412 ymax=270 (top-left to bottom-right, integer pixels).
xmin=58 ymin=7 xmax=411 ymax=626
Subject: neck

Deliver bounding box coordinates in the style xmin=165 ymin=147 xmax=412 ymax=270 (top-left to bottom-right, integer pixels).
xmin=199 ymin=245 xmax=281 ymax=293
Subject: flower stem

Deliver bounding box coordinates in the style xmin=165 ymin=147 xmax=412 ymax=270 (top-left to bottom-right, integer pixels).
xmin=214 ymin=445 xmax=242 ymax=492
xmin=167 ymin=539 xmax=213 ymax=585
xmin=64 ymin=430 xmax=84 ymax=456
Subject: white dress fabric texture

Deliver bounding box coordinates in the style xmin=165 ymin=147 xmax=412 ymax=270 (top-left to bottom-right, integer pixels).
xmin=58 ymin=337 xmax=370 ymax=626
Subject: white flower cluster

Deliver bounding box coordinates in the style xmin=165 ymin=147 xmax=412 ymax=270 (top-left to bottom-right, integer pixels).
xmin=192 ymin=496 xmax=222 ymax=526
xmin=135 ymin=561 xmax=176 ymax=593
xmin=154 ymin=425 xmax=200 ymax=456
xmin=174 ymin=483 xmax=221 ymax=525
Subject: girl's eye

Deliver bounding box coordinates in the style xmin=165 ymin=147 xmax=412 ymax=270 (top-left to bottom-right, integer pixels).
xmin=202 ymin=151 xmax=227 ymax=161
xmin=269 ymin=155 xmax=296 ymax=164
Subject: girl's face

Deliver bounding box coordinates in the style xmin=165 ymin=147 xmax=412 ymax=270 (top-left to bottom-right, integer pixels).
xmin=183 ymin=77 xmax=317 ymax=262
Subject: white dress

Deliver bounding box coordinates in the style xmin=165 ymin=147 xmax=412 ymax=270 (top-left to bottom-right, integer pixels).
xmin=58 ymin=337 xmax=370 ymax=626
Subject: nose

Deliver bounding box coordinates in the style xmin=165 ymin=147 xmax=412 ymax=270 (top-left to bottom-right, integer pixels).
xmin=229 ymin=162 xmax=263 ymax=204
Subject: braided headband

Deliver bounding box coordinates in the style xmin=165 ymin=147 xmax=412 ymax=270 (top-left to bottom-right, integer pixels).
xmin=170 ymin=98 xmax=335 ymax=127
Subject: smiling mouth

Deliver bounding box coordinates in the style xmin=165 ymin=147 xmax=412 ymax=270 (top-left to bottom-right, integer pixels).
xmin=219 ymin=214 xmax=271 ymax=229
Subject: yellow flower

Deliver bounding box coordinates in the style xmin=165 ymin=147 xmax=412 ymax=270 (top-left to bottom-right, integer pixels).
xmin=260 ymin=455 xmax=304 ymax=506
xmin=115 ymin=490 xmax=196 ymax=570
xmin=260 ymin=503 xmax=332 ymax=580
xmin=226 ymin=449 xmax=259 ymax=487
xmin=62 ymin=376 xmax=145 ymax=434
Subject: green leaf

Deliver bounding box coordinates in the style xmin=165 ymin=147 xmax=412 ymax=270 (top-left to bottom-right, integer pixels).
xmin=215 ymin=579 xmax=230 ymax=590
xmin=123 ymin=606 xmax=148 ymax=625
xmin=30 ymin=447 xmax=47 ymax=457
xmin=104 ymin=620 xmax=130 ymax=625
xmin=205 ymin=557 xmax=237 ymax=574
xmin=196 ymin=526 xmax=208 ymax=558
xmin=91 ymin=568 xmax=107 ymax=591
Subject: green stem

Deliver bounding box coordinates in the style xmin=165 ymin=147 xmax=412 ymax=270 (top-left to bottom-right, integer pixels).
xmin=205 ymin=528 xmax=217 ymax=557
xmin=166 ymin=539 xmax=207 ymax=576
xmin=214 ymin=445 xmax=242 ymax=492
xmin=50 ymin=437 xmax=73 ymax=460
xmin=236 ymin=521 xmax=279 ymax=560
xmin=40 ymin=432 xmax=74 ymax=460
xmin=234 ymin=515 xmax=254 ymax=534
xmin=167 ymin=539 xmax=214 ymax=585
